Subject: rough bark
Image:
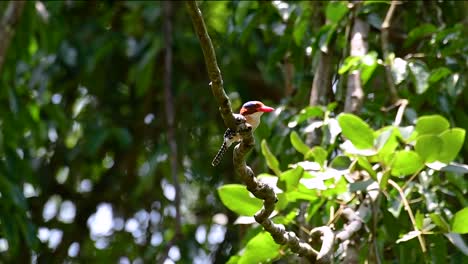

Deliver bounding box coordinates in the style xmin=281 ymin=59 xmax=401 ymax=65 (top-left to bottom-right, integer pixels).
xmin=344 ymin=18 xmax=369 ymax=113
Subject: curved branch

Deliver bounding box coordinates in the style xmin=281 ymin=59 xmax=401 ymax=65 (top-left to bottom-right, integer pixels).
xmin=234 ymin=127 xmax=319 ymax=261
xmin=310 ymin=226 xmax=335 ymax=264
xmin=185 ymin=1 xmax=236 ymax=130
xmin=186 ymin=1 xmax=320 ymax=261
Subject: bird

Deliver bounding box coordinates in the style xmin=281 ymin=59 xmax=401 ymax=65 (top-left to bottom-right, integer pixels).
xmin=211 ymin=101 xmax=275 ymax=166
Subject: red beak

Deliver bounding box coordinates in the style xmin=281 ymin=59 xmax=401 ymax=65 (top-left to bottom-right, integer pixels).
xmin=258 ymin=106 xmax=275 ymax=112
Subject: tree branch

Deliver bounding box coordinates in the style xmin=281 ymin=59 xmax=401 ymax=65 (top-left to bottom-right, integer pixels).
xmin=388 ymin=179 xmax=427 ymax=253
xmin=234 ymin=127 xmax=319 ymax=261
xmin=186 ymin=1 xmax=321 ymax=261
xmin=0 ymin=0 xmax=26 ymax=74
xmin=344 ymin=17 xmax=368 ymax=113
xmin=381 ymin=1 xmax=401 ymax=103
xmin=158 ymin=2 xmax=183 ymax=263
xmin=185 ymin=1 xmax=236 ymax=130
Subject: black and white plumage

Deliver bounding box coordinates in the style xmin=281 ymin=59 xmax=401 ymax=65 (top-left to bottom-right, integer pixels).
xmin=211 ymin=101 xmax=274 ymax=167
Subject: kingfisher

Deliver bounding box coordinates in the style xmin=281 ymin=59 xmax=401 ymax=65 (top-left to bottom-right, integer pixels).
xmin=211 ymin=101 xmax=275 ymax=166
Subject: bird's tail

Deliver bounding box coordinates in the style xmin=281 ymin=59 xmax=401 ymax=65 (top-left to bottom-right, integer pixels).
xmin=211 ymin=142 xmax=228 ymax=166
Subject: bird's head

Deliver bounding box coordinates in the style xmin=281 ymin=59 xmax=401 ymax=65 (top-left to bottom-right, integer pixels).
xmin=239 ymin=101 xmax=275 ymax=116
xmin=239 ymin=101 xmax=274 ymax=130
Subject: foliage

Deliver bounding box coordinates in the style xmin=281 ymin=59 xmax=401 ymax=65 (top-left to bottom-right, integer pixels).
xmin=0 ymin=0 xmax=467 ymax=263
xmin=220 ymin=109 xmax=468 ymax=262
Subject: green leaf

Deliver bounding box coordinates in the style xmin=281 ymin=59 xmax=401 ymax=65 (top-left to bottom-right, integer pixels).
xmin=397 ymin=231 xmax=421 ymax=243
xmin=306 ymin=147 xmax=328 ymax=167
xmin=279 ymin=167 xmax=303 ymax=192
xmin=390 ymin=150 xmax=424 ymax=176
xmin=288 ymin=106 xmax=324 ymax=128
xmin=325 ymin=1 xmax=349 ymax=24
xmin=293 ymin=12 xmax=310 ymax=45
xmin=238 ymin=232 xmax=280 ymax=264
xmin=227 ymin=256 xmax=240 ymax=264
xmin=316 ymin=24 xmax=335 ymax=53
xmin=322 ymin=176 xmax=347 ymax=197
xmin=415 ymin=135 xmax=443 ymax=163
xmin=430 ymin=213 xmax=450 ymax=233
xmin=376 ymin=127 xmax=400 ymax=160
xmin=360 ymin=51 xmax=378 ymax=85
xmin=452 ymin=207 xmax=468 ymax=234
xmin=349 ymin=179 xmax=374 ymax=192
xmin=357 ymin=157 xmax=377 ymax=180
xmin=405 ymin=24 xmax=437 ymax=47
xmin=408 ymin=60 xmax=429 ymax=94
xmin=415 ymin=115 xmax=450 ymax=136
xmin=428 ymin=67 xmax=452 ymax=84
xmin=330 ymin=155 xmax=352 ymax=170
xmin=286 ymin=189 xmax=318 ymax=202
xmin=438 ymin=128 xmax=465 ymax=163
xmin=415 ymin=210 xmax=424 ymax=230
xmin=217 ymin=184 xmax=263 ymax=216
xmin=290 ymin=131 xmax=310 ymax=155
xmin=261 ymin=140 xmax=281 ymax=176
xmin=338 ymin=113 xmax=375 ymax=149
xmin=379 ymin=170 xmax=391 ymax=190
xmin=338 ymin=56 xmax=361 ymax=74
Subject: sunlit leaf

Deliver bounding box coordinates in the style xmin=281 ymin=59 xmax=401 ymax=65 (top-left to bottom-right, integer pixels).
xmin=290 ymin=131 xmax=309 ymax=155
xmin=261 ymin=140 xmax=281 ymax=176
xmin=415 ymin=115 xmax=449 ymax=136
xmin=338 ymin=113 xmax=374 ymax=149
xmin=288 ymin=106 xmax=324 ymax=128
xmin=218 ymin=184 xmax=262 ymax=216
xmin=415 ymin=211 xmax=424 ymax=230
xmin=397 ymin=230 xmax=421 ymax=243
xmin=329 ymin=155 xmax=351 ymax=170
xmin=438 ymin=128 xmax=465 ymax=163
xmin=415 ymin=135 xmax=443 ymax=163
xmin=338 ymin=56 xmax=361 ymax=74
xmin=238 ymin=232 xmax=280 ymax=264
xmin=390 ymin=150 xmax=424 ymax=176
xmin=325 ymin=1 xmax=349 ymax=24
xmin=357 ymin=157 xmax=376 ymax=180
xmin=375 ymin=127 xmax=400 ymax=160
xmin=279 ymin=167 xmax=303 ymax=191
xmin=360 ymin=51 xmax=378 ymax=85
xmin=378 ymin=170 xmax=391 ymax=190
xmin=305 ymin=146 xmax=328 ymax=167
xmin=452 ymin=207 xmax=468 ymax=234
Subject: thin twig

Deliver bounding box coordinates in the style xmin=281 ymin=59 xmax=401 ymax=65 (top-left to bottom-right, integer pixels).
xmin=393 ymin=99 xmax=408 ymax=126
xmin=401 ymin=166 xmax=423 ymax=190
xmin=381 ymin=1 xmax=401 ymax=103
xmin=388 ymin=179 xmax=427 ymax=253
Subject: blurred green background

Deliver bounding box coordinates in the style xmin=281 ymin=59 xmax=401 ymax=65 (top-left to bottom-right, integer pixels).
xmin=0 ymin=1 xmax=467 ymax=263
